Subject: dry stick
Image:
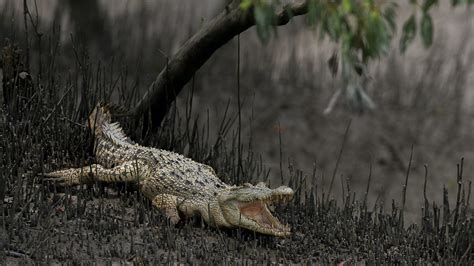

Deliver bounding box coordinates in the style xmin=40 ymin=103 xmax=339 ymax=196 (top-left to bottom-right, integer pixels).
xmin=458 ymin=243 xmax=472 ymax=266
xmin=467 ymin=181 xmax=472 ymax=210
xmin=18 ymin=86 xmax=42 ymax=112
xmin=422 ymin=164 xmax=429 ymax=232
xmin=236 ymin=34 xmax=242 ymax=184
xmin=311 ymin=163 xmax=317 ymax=209
xmin=278 ymin=121 xmax=284 ymax=185
xmin=12 ymin=183 xmax=40 ymax=223
xmin=326 ymin=119 xmax=351 ymax=203
xmin=22 ymin=0 xmax=30 ymax=71
xmin=340 ymin=174 xmax=345 ymax=204
xmin=453 ymin=158 xmax=463 ymax=227
xmin=205 ymin=100 xmax=239 ymax=163
xmin=69 ymin=34 xmax=89 ymax=120
xmin=399 ymin=144 xmax=414 ymax=229
xmin=25 ymin=0 xmax=42 ymax=77
xmin=42 ymin=85 xmax=73 ymax=125
xmin=363 ymin=155 xmax=373 ymax=209
xmin=185 ymin=76 xmax=195 ymax=145
xmin=5 ymin=250 xmax=30 ymax=259
xmin=423 ymin=164 xmax=429 ymax=207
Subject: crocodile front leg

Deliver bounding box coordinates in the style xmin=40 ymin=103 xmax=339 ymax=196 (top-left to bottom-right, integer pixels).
xmin=44 ymin=161 xmax=149 ymax=186
xmin=152 ymin=194 xmax=183 ymax=224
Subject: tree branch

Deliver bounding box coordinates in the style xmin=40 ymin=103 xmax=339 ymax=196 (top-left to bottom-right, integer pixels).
xmin=130 ymin=1 xmax=309 ymax=128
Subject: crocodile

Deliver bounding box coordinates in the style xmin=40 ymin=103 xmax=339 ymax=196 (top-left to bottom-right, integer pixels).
xmin=45 ymin=103 xmax=294 ymax=237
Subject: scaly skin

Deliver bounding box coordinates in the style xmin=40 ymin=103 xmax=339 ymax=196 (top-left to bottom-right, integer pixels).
xmin=45 ymin=103 xmax=294 ymax=237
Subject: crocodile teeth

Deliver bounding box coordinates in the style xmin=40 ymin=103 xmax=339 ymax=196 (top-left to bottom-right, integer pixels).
xmin=268 ymin=203 xmax=275 ymax=212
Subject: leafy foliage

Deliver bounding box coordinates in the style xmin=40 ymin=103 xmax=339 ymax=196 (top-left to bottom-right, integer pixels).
xmin=254 ymin=3 xmax=277 ymax=42
xmin=239 ymin=0 xmax=472 ymax=112
xmin=420 ymin=13 xmax=433 ymax=47
xmin=400 ymin=14 xmax=417 ymax=53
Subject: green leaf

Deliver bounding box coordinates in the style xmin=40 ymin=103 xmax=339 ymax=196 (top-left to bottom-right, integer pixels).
xmin=325 ymin=11 xmax=343 ymax=41
xmin=239 ymin=0 xmax=253 ymax=10
xmin=399 ymin=14 xmax=417 ymax=53
xmin=254 ymin=6 xmax=270 ymax=43
xmin=342 ymin=0 xmax=352 ymax=13
xmin=450 ymin=0 xmax=473 ymax=5
xmin=307 ymin=0 xmax=320 ymax=26
xmin=254 ymin=4 xmax=276 ymax=43
xmin=383 ymin=3 xmax=398 ymax=32
xmin=422 ymin=0 xmax=438 ymax=12
xmin=421 ymin=13 xmax=433 ymax=47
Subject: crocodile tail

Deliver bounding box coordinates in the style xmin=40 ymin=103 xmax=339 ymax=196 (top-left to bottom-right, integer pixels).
xmin=88 ymin=103 xmax=111 ymax=136
xmin=88 ymin=102 xmax=129 ymax=136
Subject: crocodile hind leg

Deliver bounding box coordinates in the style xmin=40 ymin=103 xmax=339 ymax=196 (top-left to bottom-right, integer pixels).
xmin=44 ymin=161 xmax=149 ymax=186
xmin=152 ymin=194 xmax=182 ymax=224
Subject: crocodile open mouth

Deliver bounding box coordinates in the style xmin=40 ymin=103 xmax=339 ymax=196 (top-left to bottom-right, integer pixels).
xmin=238 ymin=197 xmax=291 ymax=235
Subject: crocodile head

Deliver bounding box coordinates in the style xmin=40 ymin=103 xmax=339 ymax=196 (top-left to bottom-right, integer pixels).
xmin=217 ymin=182 xmax=294 ymax=237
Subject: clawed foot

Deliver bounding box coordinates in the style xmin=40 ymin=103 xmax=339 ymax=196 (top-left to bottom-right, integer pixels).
xmin=41 ymin=168 xmax=93 ymax=186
